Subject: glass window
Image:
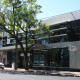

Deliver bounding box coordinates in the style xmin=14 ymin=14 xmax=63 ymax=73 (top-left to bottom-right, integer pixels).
xmin=3 ymin=38 xmax=7 ymax=46
xmin=34 ymin=55 xmax=38 ymax=64
xmin=35 ymin=35 xmax=39 ymax=38
xmin=42 ymin=40 xmax=48 ymax=44
xmin=40 ymin=55 xmax=44 ymax=64
xmin=50 ymin=48 xmax=69 ymax=67
xmin=65 ymin=23 xmax=71 ymax=28
xmin=50 ymin=24 xmax=65 ymax=30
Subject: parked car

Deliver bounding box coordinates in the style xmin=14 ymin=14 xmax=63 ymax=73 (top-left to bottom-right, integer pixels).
xmin=0 ymin=63 xmax=5 ymax=69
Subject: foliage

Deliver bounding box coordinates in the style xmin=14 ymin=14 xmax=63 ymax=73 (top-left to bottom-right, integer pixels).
xmin=0 ymin=0 xmax=50 ymax=70
xmin=0 ymin=0 xmax=49 ymax=44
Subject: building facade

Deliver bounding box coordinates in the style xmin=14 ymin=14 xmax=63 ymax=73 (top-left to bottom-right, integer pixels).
xmin=0 ymin=10 xmax=80 ymax=69
xmin=32 ymin=10 xmax=80 ymax=69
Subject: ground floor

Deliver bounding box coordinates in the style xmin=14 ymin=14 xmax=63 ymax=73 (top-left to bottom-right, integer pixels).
xmin=0 ymin=41 xmax=80 ymax=69
xmin=0 ymin=48 xmax=69 ymax=68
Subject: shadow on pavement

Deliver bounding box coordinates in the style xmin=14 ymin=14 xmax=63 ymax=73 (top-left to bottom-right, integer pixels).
xmin=0 ymin=69 xmax=79 ymax=77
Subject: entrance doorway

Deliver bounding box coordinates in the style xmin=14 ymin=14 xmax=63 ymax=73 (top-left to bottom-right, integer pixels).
xmin=33 ymin=47 xmax=69 ymax=68
xmin=50 ymin=47 xmax=69 ymax=67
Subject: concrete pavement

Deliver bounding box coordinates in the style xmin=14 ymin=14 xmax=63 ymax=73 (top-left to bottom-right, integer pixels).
xmin=3 ymin=67 xmax=80 ymax=77
xmin=0 ymin=71 xmax=80 ymax=80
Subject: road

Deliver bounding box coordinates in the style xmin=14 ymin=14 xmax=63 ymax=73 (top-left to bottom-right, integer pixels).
xmin=0 ymin=70 xmax=80 ymax=80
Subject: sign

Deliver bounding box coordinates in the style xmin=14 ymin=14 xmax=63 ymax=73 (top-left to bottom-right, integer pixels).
xmin=68 ymin=45 xmax=77 ymax=51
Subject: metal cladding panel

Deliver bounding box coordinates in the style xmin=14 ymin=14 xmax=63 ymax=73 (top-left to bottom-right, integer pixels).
xmin=70 ymin=51 xmax=76 ymax=68
xmin=43 ymin=13 xmax=74 ymax=25
xmin=72 ymin=10 xmax=80 ymax=20
xmin=43 ymin=10 xmax=80 ymax=26
xmin=70 ymin=42 xmax=80 ymax=69
xmin=75 ymin=46 xmax=80 ymax=69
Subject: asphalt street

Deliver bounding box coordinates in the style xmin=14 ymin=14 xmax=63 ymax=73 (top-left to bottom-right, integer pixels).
xmin=0 ymin=70 xmax=80 ymax=80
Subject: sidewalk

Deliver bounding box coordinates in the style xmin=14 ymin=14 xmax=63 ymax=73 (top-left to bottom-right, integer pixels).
xmin=4 ymin=67 xmax=80 ymax=77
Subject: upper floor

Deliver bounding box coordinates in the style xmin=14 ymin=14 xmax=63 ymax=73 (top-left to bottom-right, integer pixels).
xmin=0 ymin=10 xmax=80 ymax=47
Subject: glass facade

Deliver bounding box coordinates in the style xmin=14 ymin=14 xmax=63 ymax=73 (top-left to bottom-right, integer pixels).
xmin=34 ymin=23 xmax=73 ymax=44
xmin=35 ymin=22 xmax=80 ymax=45
xmin=33 ymin=48 xmax=69 ymax=67
xmin=49 ymin=48 xmax=69 ymax=67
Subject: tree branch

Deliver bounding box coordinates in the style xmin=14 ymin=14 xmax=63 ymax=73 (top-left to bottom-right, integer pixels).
xmin=0 ymin=23 xmax=25 ymax=53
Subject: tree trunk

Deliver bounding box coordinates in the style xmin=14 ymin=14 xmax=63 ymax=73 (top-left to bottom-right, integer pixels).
xmin=24 ymin=32 xmax=29 ymax=70
xmin=14 ymin=36 xmax=18 ymax=70
xmin=24 ymin=51 xmax=29 ymax=70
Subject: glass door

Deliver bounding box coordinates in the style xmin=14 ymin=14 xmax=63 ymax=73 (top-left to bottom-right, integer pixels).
xmin=34 ymin=54 xmax=38 ymax=66
xmin=39 ymin=54 xmax=44 ymax=66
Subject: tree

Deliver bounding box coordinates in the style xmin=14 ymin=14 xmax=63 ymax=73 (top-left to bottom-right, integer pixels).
xmin=0 ymin=0 xmax=49 ymax=70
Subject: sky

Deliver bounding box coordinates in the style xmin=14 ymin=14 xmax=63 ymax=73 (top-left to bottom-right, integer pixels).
xmin=36 ymin=0 xmax=80 ymax=19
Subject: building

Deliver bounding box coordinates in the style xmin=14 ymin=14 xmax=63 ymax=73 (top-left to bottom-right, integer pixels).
xmin=0 ymin=10 xmax=80 ymax=69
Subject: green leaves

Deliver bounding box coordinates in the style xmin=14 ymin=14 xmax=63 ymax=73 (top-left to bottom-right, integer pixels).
xmin=0 ymin=0 xmax=49 ymax=48
xmin=46 ymin=25 xmax=50 ymax=30
xmin=21 ymin=25 xmax=25 ymax=29
xmin=15 ymin=26 xmax=20 ymax=31
xmin=28 ymin=0 xmax=37 ymax=4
